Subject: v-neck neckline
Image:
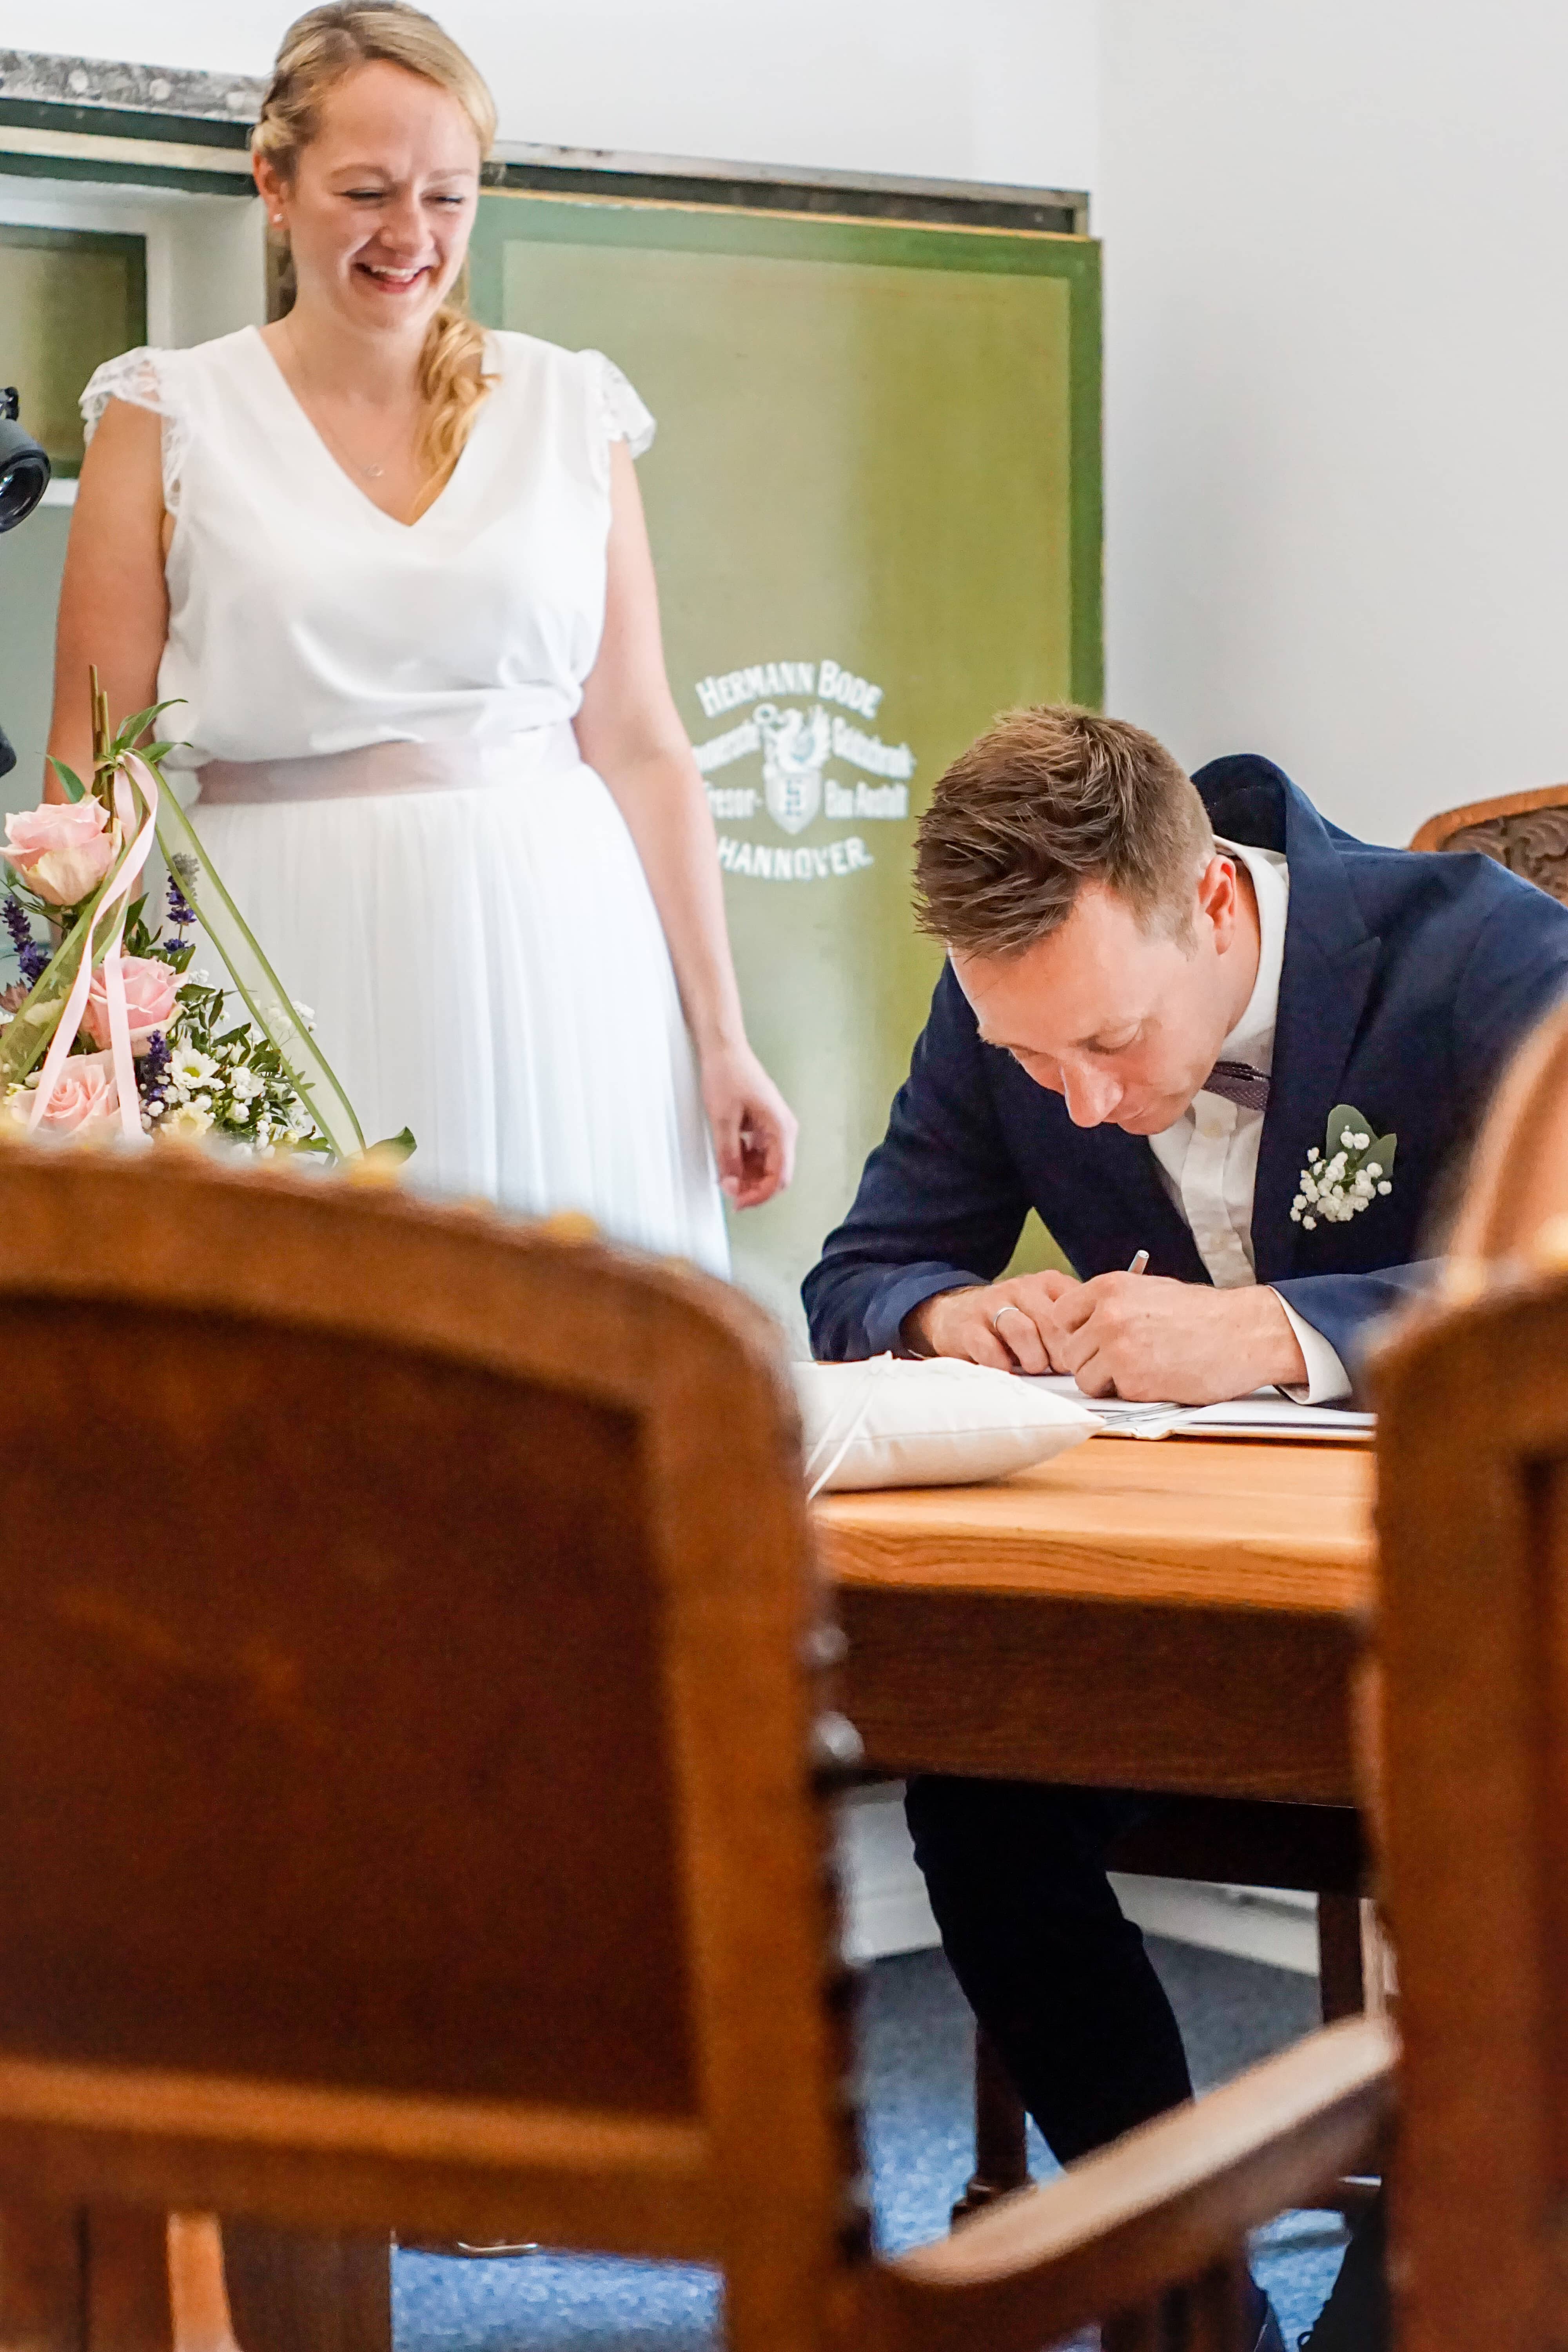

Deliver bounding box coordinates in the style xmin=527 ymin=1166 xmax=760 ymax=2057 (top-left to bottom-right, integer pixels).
xmin=247 ymin=322 xmax=485 ymax=534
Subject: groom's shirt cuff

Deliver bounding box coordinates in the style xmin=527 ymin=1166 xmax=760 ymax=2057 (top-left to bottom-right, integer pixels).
xmin=1272 ymin=1293 xmax=1353 ymax=1404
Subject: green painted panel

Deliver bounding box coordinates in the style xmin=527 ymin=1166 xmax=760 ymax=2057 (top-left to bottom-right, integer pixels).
xmin=472 ymin=194 xmax=1100 ymax=1334
xmin=0 ymin=503 xmax=71 ymax=815
xmin=0 ymin=224 xmax=146 ymax=475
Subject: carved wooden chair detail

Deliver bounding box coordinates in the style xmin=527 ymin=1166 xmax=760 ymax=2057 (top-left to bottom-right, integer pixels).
xmin=1410 ymin=782 xmax=1568 ymax=902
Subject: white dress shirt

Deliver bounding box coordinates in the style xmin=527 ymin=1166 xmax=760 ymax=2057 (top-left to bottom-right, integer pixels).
xmin=1145 ymin=838 xmax=1351 ymax=1404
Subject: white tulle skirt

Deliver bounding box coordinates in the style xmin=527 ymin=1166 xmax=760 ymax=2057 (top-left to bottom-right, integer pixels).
xmin=191 ymin=740 xmax=729 ymax=1275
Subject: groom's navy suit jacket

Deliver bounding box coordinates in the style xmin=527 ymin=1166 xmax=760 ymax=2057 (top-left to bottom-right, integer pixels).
xmin=804 ymin=757 xmax=1568 ymax=1383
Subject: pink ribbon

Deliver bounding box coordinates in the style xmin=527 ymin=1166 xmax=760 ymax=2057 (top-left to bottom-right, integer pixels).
xmin=29 ymin=753 xmax=160 ymax=1146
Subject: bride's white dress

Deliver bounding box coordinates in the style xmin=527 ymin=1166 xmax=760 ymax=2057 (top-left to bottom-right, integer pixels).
xmin=82 ymin=324 xmax=728 ymax=1272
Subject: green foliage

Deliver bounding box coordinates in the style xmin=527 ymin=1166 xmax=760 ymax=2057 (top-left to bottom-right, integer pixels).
xmin=151 ymin=966 xmax=324 ymax=1151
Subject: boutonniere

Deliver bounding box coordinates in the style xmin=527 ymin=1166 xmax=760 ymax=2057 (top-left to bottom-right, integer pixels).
xmin=1290 ymin=1102 xmax=1397 ymax=1232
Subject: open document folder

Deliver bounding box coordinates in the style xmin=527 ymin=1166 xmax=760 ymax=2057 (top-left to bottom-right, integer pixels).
xmin=1025 ymin=1373 xmax=1374 ymax=1443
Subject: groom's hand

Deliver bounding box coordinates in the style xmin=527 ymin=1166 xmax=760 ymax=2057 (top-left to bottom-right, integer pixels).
xmin=1050 ymin=1275 xmax=1308 ymax=1404
xmin=902 ymin=1270 xmax=1082 ymax=1373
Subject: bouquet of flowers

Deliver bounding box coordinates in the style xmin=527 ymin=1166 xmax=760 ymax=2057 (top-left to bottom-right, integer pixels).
xmin=2 ymin=859 xmax=316 ymax=1147
xmin=0 ymin=673 xmax=394 ymax=1161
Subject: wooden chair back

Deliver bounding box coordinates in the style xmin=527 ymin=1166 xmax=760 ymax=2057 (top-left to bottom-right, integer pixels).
xmin=1443 ymin=996 xmax=1568 ymax=1266
xmin=1410 ymin=782 xmax=1568 ymax=899
xmin=1369 ymin=1005 xmax=1568 ymax=2351
xmin=0 ymin=1145 xmax=855 ymax=2349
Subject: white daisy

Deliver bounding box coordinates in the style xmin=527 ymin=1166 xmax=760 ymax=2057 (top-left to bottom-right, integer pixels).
xmin=160 ymin=1101 xmax=214 ymax=1139
xmin=169 ymin=1046 xmax=218 ymax=1094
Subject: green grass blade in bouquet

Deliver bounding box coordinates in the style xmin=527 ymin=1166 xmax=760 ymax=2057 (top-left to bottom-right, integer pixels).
xmin=0 ymin=854 xmax=131 ymax=1087
xmin=154 ymin=784 xmax=372 ymax=1163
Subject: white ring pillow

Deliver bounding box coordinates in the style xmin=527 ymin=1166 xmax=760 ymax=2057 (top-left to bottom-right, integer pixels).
xmin=795 ymin=1355 xmax=1100 ymax=1497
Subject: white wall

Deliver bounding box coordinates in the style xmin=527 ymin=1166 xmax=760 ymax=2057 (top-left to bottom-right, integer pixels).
xmin=0 ymin=175 xmax=265 ymax=347
xmin=25 ymin=0 xmax=1567 ymax=854
xmin=0 ymin=0 xmax=1098 ymax=191
xmin=0 ymin=174 xmax=265 ymax=809
xmin=1098 ymin=0 xmax=1568 ymax=844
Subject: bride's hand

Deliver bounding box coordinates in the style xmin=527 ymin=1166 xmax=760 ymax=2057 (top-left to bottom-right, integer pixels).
xmin=700 ymin=1040 xmax=797 ymax=1209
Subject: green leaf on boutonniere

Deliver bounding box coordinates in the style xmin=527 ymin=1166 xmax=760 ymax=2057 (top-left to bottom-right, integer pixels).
xmin=1323 ymin=1104 xmax=1397 ymax=1175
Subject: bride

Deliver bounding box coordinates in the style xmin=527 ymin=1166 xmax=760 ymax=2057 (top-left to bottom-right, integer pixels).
xmin=47 ymin=0 xmax=793 ymax=1269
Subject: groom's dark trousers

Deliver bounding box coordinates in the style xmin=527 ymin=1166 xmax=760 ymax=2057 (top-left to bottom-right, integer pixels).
xmin=905 ymin=1779 xmax=1189 ymax=2159
xmin=805 ymin=754 xmax=1568 ymax=2164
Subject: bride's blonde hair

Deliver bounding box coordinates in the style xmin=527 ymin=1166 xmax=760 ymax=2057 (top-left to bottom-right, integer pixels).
xmin=254 ymin=2 xmax=498 ymax=486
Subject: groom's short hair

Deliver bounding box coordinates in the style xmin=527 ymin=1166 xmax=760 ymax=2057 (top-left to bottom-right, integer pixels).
xmin=914 ymin=704 xmax=1215 ymax=956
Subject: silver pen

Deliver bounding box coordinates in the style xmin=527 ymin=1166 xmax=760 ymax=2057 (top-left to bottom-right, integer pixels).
xmin=1126 ymin=1248 xmax=1150 ymax=1276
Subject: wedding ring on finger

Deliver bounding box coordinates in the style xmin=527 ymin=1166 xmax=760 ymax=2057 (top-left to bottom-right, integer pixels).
xmin=991 ymin=1303 xmax=1025 ymax=1334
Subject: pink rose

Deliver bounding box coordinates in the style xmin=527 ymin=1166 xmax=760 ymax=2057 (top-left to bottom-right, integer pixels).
xmin=11 ymin=1051 xmax=120 ymax=1136
xmin=82 ymin=954 xmax=179 ymax=1054
xmin=4 ymin=799 xmax=116 ymax=908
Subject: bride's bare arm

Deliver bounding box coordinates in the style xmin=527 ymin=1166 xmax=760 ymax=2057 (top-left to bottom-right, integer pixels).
xmin=45 ymin=400 xmax=169 ymax=799
xmin=573 ymin=441 xmax=796 ymax=1208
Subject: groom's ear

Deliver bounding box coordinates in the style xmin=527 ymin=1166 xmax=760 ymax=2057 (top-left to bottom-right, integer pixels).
xmin=1192 ymin=851 xmax=1240 ymax=953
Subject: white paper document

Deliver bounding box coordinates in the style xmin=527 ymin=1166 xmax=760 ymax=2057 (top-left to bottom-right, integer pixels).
xmin=1024 ymin=1374 xmax=1374 ymax=1443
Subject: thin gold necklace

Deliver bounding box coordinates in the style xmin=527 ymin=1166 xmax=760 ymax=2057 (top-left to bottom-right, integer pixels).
xmin=281 ymin=317 xmax=414 ymax=483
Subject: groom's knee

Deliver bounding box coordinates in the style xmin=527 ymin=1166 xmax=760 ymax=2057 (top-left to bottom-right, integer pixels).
xmin=904 ymin=1775 xmax=1160 ymax=1922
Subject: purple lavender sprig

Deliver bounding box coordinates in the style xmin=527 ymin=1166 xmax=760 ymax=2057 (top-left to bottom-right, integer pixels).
xmin=2 ymin=892 xmax=48 ymax=989
xmin=137 ymin=1030 xmax=172 ymax=1126
xmin=159 ymin=871 xmax=198 ymax=976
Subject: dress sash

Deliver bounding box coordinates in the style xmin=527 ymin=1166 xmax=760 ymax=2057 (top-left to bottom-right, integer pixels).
xmin=196 ymin=724 xmax=581 ymax=806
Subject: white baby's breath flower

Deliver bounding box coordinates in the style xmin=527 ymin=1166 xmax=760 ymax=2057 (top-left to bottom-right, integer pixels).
xmin=1292 ymin=1106 xmax=1396 ymax=1232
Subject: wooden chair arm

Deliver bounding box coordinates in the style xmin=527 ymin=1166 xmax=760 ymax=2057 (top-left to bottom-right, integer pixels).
xmin=866 ymin=2015 xmax=1396 ymax=2352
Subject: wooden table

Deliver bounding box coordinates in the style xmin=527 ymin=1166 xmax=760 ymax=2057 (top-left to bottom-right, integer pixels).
xmin=814 ymin=1433 xmax=1377 ymax=1806
xmin=815 ymin=1431 xmax=1379 ymax=2214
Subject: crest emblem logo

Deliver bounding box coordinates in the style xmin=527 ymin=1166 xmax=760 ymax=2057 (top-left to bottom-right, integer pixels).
xmin=692 ymin=657 xmax=915 ymax=882
xmin=754 ymin=702 xmax=831 ymax=836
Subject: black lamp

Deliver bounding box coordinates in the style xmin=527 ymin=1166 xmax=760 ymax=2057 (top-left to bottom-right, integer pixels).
xmin=0 ymin=388 xmax=49 ymax=779
xmin=0 ymin=387 xmax=49 ymax=534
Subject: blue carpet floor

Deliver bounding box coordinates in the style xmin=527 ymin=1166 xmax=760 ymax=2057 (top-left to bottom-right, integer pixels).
xmin=395 ymin=1937 xmax=1348 ymax=2351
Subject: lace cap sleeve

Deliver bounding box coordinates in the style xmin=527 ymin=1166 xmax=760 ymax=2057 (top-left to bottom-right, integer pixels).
xmin=80 ymin=347 xmax=188 ymax=510
xmin=586 ymin=349 xmax=655 ymax=459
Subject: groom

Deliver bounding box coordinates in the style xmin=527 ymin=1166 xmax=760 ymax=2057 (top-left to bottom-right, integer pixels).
xmin=804 ymin=706 xmax=1568 ymax=2329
